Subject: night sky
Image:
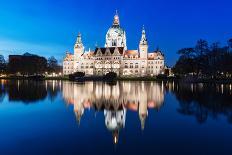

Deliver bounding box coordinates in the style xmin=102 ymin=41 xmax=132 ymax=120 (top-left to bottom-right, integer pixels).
xmin=0 ymin=0 xmax=232 ymax=66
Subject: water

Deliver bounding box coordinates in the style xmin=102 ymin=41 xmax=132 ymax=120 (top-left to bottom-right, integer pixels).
xmin=0 ymin=80 xmax=232 ymax=155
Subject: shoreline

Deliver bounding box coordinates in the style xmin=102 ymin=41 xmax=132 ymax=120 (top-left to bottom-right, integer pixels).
xmin=1 ymin=76 xmax=232 ymax=84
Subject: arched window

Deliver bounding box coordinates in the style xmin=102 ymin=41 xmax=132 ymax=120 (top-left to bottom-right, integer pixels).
xmin=112 ymin=39 xmax=117 ymax=46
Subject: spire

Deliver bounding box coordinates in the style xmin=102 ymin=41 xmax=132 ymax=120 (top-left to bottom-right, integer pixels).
xmin=75 ymin=32 xmax=83 ymax=49
xmin=76 ymin=32 xmax=82 ymax=44
xmin=113 ymin=10 xmax=120 ymax=26
xmin=140 ymin=25 xmax=147 ymax=45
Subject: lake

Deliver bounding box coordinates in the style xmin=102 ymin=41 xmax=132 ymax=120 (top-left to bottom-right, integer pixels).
xmin=0 ymin=80 xmax=232 ymax=155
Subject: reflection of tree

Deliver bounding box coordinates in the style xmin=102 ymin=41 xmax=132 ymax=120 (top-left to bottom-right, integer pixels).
xmin=173 ymin=83 xmax=232 ymax=124
xmin=1 ymin=80 xmax=61 ymax=104
xmin=0 ymin=84 xmax=6 ymax=103
xmin=46 ymin=81 xmax=61 ymax=102
xmin=8 ymin=80 xmax=47 ymax=103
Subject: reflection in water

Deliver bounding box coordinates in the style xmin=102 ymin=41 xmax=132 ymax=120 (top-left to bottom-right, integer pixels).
xmin=172 ymin=83 xmax=232 ymax=124
xmin=0 ymin=80 xmax=61 ymax=103
xmin=1 ymin=80 xmax=232 ymax=146
xmin=62 ymin=81 xmax=165 ymax=144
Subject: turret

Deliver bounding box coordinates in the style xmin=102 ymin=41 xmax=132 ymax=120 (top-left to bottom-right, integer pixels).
xmin=113 ymin=10 xmax=120 ymax=26
xmin=74 ymin=32 xmax=84 ymax=58
xmin=139 ymin=26 xmax=148 ymax=59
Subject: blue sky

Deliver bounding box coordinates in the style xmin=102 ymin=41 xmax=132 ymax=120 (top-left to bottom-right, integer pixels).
xmin=0 ymin=0 xmax=232 ymax=65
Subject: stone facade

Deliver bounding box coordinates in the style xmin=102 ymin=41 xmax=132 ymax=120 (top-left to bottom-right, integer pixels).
xmin=63 ymin=12 xmax=165 ymax=77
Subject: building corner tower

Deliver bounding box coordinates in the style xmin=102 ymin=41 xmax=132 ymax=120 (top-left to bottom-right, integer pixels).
xmin=139 ymin=26 xmax=148 ymax=59
xmin=74 ymin=32 xmax=84 ymax=59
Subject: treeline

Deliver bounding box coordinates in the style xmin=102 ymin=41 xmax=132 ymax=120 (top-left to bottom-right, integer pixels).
xmin=0 ymin=52 xmax=62 ymax=76
xmin=173 ymin=38 xmax=232 ymax=78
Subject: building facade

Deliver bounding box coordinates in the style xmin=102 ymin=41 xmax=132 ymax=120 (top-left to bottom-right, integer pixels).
xmin=63 ymin=12 xmax=165 ymax=77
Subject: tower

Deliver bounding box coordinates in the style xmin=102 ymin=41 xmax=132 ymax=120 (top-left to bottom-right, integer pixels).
xmin=139 ymin=26 xmax=148 ymax=59
xmin=74 ymin=32 xmax=84 ymax=58
xmin=105 ymin=10 xmax=127 ymax=50
xmin=113 ymin=10 xmax=120 ymax=26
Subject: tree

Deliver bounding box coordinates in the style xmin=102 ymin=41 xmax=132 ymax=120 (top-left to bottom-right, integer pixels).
xmin=0 ymin=55 xmax=7 ymax=74
xmin=174 ymin=38 xmax=232 ymax=77
xmin=47 ymin=56 xmax=59 ymax=73
xmin=195 ymin=39 xmax=209 ymax=56
xmin=177 ymin=48 xmax=195 ymax=59
xmin=228 ymin=38 xmax=232 ymax=52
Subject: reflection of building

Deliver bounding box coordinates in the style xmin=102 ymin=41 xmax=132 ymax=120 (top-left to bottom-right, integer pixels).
xmin=104 ymin=108 xmax=126 ymax=144
xmin=62 ymin=81 xmax=164 ymax=144
xmin=63 ymin=11 xmax=165 ymax=77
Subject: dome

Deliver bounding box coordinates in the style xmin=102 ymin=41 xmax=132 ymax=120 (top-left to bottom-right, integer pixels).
xmin=105 ymin=11 xmax=127 ymax=50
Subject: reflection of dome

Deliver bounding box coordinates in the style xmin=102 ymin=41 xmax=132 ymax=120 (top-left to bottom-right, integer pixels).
xmin=104 ymin=109 xmax=126 ymax=131
xmin=104 ymin=108 xmax=126 ymax=144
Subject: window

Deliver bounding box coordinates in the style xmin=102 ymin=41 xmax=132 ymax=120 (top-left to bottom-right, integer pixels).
xmin=125 ymin=63 xmax=128 ymax=68
xmin=135 ymin=63 xmax=139 ymax=68
xmin=130 ymin=63 xmax=133 ymax=68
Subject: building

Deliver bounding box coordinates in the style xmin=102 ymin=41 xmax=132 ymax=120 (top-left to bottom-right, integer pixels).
xmin=8 ymin=52 xmax=47 ymax=75
xmin=63 ymin=11 xmax=165 ymax=77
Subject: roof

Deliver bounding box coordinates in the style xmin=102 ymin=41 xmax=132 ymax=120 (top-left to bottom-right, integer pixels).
xmin=94 ymin=47 xmax=124 ymax=55
xmin=82 ymin=51 xmax=95 ymax=59
xmin=64 ymin=52 xmax=74 ymax=61
xmin=124 ymin=50 xmax=139 ymax=57
xmin=148 ymin=50 xmax=164 ymax=60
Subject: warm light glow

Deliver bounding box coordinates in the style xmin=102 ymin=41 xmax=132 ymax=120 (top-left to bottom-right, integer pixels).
xmin=114 ymin=136 xmax=118 ymax=144
xmin=221 ymin=84 xmax=224 ymax=94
